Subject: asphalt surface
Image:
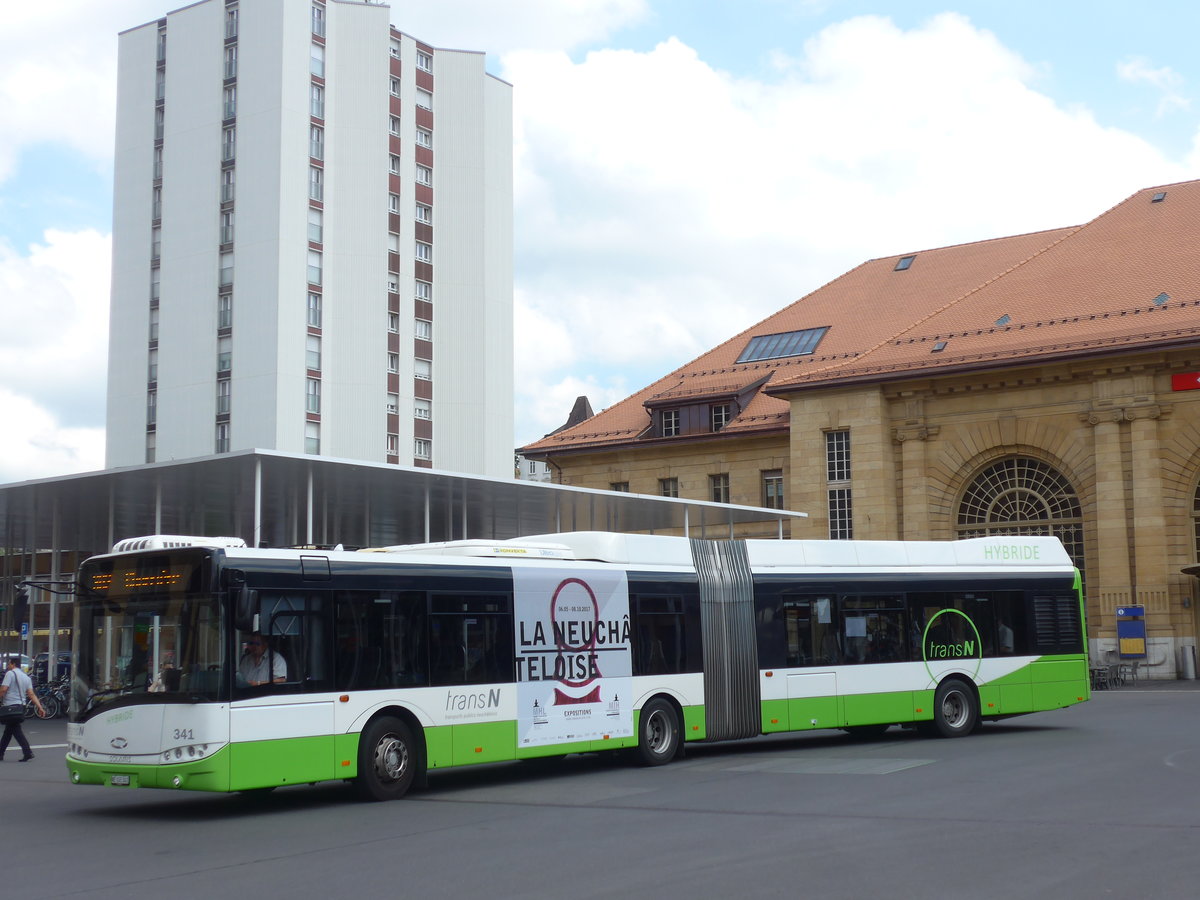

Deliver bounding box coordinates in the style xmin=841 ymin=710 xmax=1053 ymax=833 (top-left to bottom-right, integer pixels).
xmin=5 ymin=680 xmax=1200 ymax=899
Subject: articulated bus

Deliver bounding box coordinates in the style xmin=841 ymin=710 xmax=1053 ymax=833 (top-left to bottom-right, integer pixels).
xmin=66 ymin=531 xmax=1088 ymax=800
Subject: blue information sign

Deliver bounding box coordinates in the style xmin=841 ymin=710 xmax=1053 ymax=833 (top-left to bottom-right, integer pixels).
xmin=20 ymin=622 xmax=28 ymax=638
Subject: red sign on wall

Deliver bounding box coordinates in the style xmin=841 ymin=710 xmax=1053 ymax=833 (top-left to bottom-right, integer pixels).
xmin=1171 ymin=372 xmax=1200 ymax=392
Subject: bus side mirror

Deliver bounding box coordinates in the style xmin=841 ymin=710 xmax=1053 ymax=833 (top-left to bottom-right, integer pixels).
xmin=233 ymin=588 xmax=259 ymax=632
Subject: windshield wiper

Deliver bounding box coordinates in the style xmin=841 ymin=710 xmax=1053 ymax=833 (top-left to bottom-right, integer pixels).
xmin=84 ymin=688 xmax=129 ymax=713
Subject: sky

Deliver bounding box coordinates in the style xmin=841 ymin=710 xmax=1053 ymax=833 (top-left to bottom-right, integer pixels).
xmin=2 ymin=0 xmax=1200 ymax=483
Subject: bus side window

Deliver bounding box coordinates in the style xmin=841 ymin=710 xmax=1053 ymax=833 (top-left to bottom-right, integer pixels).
xmin=631 ymin=594 xmax=701 ymax=676
xmin=429 ymin=594 xmax=512 ymax=686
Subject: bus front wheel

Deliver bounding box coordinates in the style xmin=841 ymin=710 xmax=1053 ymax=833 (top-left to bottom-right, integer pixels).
xmin=356 ymin=716 xmax=419 ymax=801
xmin=933 ymin=678 xmax=978 ymax=738
xmin=635 ymin=698 xmax=680 ymax=766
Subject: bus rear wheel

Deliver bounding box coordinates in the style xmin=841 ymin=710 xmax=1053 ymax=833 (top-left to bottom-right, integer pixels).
xmin=933 ymin=678 xmax=978 ymax=738
xmin=356 ymin=716 xmax=419 ymax=801
xmin=635 ymin=698 xmax=680 ymax=766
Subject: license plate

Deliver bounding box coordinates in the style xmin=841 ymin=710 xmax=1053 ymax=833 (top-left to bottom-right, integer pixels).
xmin=111 ymin=774 xmax=131 ymax=786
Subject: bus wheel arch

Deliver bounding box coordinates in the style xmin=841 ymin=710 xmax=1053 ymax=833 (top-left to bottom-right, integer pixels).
xmin=355 ymin=708 xmax=426 ymax=801
xmin=634 ymin=694 xmax=683 ymax=766
xmin=931 ymin=676 xmax=979 ymax=738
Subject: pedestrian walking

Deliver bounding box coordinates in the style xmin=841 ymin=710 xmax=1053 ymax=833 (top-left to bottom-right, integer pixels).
xmin=1 ymin=655 xmax=44 ymax=761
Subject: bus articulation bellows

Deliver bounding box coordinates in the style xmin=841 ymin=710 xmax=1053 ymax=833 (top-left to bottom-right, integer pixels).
xmin=66 ymin=531 xmax=1088 ymax=800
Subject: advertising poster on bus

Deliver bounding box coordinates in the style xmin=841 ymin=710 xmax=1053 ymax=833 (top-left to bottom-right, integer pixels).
xmin=513 ymin=567 xmax=633 ymax=747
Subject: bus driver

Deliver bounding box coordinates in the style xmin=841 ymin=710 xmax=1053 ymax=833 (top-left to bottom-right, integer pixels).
xmin=238 ymin=633 xmax=287 ymax=686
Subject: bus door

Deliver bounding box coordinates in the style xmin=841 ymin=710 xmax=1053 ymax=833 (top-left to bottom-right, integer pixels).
xmin=782 ymin=596 xmax=840 ymax=730
xmin=231 ymin=591 xmax=335 ymax=789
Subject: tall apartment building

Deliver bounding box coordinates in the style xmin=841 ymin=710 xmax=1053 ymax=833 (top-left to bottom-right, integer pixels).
xmin=107 ymin=0 xmax=513 ymax=477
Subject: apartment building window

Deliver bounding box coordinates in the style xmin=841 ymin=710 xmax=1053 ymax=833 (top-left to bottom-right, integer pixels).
xmin=389 ymin=37 xmax=401 ymax=58
xmin=415 ymin=203 xmax=432 ymax=224
xmin=762 ymin=469 xmax=784 ymax=509
xmin=153 ymin=146 xmax=163 ymax=180
xmin=220 ymin=211 xmax=235 ymax=244
xmin=216 ymin=379 xmax=231 ymax=414
xmin=310 ymin=84 xmax=324 ymax=118
xmin=826 ymin=429 xmax=851 ymax=482
xmin=826 ymin=430 xmax=852 ymax=539
xmin=828 ymin=489 xmax=853 ymax=540
xmin=307 ymin=249 xmax=322 ymax=285
xmin=415 ymin=241 xmax=432 ymax=262
xmin=710 ymin=403 xmax=731 ymax=432
xmin=147 ymin=348 xmax=158 ymax=383
xmin=387 ymin=393 xmax=400 ymax=414
xmin=222 ymin=125 xmax=236 ymax=161
xmin=308 ymin=207 xmax=323 ymax=242
xmin=387 ymin=312 xmax=400 ymax=333
xmin=414 ymin=358 xmax=431 ymax=380
xmin=710 ymin=473 xmax=730 ymax=504
xmin=155 ymin=107 xmax=164 ymax=141
xmin=152 ymin=186 xmax=162 ymax=220
xmin=389 ymin=193 xmax=400 ymax=213
xmin=216 ymin=422 xmax=230 ymax=454
xmin=224 ymin=45 xmax=237 ymax=79
xmin=307 ymin=292 xmax=322 ymax=328
xmin=155 ymin=69 xmax=166 ymax=102
xmin=223 ymin=85 xmax=236 ymax=119
xmin=311 ymin=4 xmax=326 ymax=37
xmin=388 ymin=275 xmax=400 ymax=293
xmin=389 ymin=154 xmax=401 ymax=175
xmin=309 ymin=166 xmax=323 ymax=202
xmin=416 ymin=89 xmax=433 ymax=110
xmin=150 ymin=267 xmax=161 ymax=300
xmin=148 ymin=306 xmax=159 ymax=342
xmin=217 ymin=336 xmax=232 ymax=372
xmin=146 ymin=390 xmax=157 ymax=427
xmin=610 ymin=482 xmax=630 ymax=492
xmin=306 ymin=334 xmax=321 ymax=370
xmin=415 ymin=280 xmax=432 ymax=302
xmin=390 ymin=77 xmax=401 ymax=96
xmin=415 ymin=165 xmax=432 ymax=186
xmin=659 ymin=477 xmax=679 ymax=498
xmin=225 ymin=7 xmax=238 ymax=39
xmin=151 ymin=226 xmax=161 ymax=260
xmin=390 ymin=116 xmax=401 ymax=135
xmin=416 ymin=51 xmax=433 ymax=71
xmin=306 ymin=377 xmax=321 ymax=414
xmin=414 ymin=398 xmax=431 ymax=419
xmin=310 ymin=124 xmax=324 ymax=160
xmin=387 ymin=352 xmax=399 ymax=374
xmin=414 ymin=318 xmax=431 ymax=340
xmin=388 ymin=232 xmax=400 ymax=253
xmin=661 ymin=409 xmax=680 ymax=437
xmin=416 ymin=128 xmax=432 ymax=148
xmin=414 ymin=438 xmax=431 ymax=460
xmin=305 ymin=422 xmax=320 ymax=455
xmin=156 ymin=29 xmax=167 ymax=62
xmin=145 ymin=432 xmax=156 ymax=464
xmin=386 ymin=433 xmax=400 ymax=456
xmin=220 ymin=250 xmax=234 ymax=286
xmin=218 ymin=292 xmax=232 ymax=328
xmin=221 ymin=167 xmax=235 ymax=203
xmin=310 ymin=43 xmax=325 ymax=78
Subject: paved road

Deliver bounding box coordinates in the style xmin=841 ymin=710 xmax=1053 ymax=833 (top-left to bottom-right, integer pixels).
xmin=6 ymin=684 xmax=1200 ymax=900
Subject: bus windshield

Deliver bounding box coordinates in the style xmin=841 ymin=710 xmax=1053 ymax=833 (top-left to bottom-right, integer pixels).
xmin=73 ymin=550 xmax=227 ymax=719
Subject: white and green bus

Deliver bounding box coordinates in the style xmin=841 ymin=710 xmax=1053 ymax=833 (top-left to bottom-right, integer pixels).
xmin=67 ymin=531 xmax=1088 ymax=800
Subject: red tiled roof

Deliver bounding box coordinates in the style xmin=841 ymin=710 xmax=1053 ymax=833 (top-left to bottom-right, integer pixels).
xmin=523 ymin=180 xmax=1200 ymax=455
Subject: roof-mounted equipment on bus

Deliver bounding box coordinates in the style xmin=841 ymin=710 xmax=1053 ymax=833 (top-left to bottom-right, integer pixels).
xmin=110 ymin=535 xmax=248 ymax=554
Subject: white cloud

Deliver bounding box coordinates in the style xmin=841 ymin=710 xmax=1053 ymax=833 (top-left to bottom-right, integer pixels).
xmin=1117 ymin=56 xmax=1189 ymax=117
xmin=0 ymin=228 xmax=111 ymax=446
xmin=507 ymin=13 xmax=1190 ymax=445
xmin=0 ymin=388 xmax=104 ymax=483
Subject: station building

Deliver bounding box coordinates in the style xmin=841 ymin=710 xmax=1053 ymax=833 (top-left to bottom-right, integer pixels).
xmin=522 ymin=180 xmax=1200 ymax=677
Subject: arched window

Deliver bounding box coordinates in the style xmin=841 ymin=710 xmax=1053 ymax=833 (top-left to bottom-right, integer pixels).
xmin=1192 ymin=482 xmax=1200 ymax=563
xmin=956 ymin=457 xmax=1085 ymax=577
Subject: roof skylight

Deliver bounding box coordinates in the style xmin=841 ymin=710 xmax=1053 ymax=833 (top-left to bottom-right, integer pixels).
xmin=736 ymin=327 xmax=829 ymax=363
xmin=894 ymin=255 xmax=915 ymax=271
xmin=1152 ymin=192 xmax=1167 ymax=202
xmin=1154 ymin=292 xmax=1169 ymax=306
xmin=994 ymin=314 xmax=1011 ymax=326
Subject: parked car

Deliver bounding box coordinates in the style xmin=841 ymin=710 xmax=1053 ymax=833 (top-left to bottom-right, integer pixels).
xmin=33 ymin=651 xmax=71 ymax=682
